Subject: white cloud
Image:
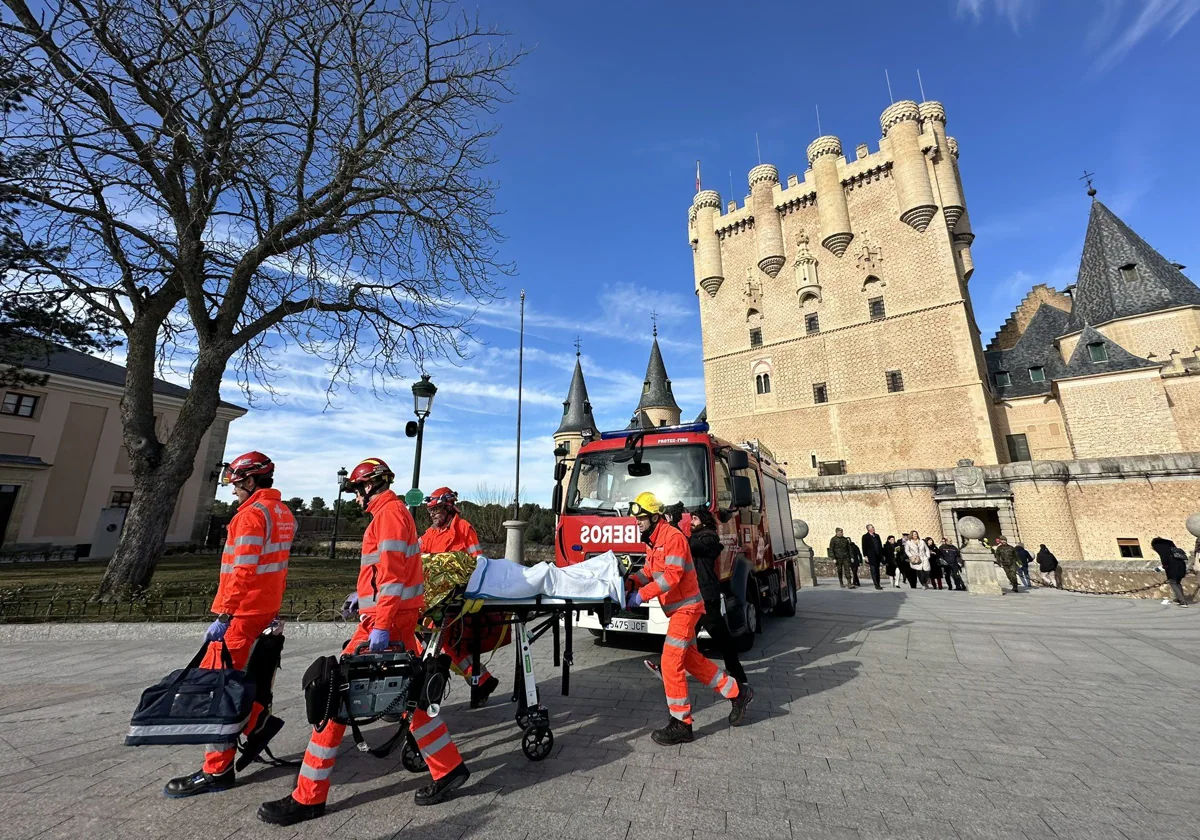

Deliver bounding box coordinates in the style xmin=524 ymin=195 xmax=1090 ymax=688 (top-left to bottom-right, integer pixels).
xmin=955 ymin=0 xmax=1038 ymax=30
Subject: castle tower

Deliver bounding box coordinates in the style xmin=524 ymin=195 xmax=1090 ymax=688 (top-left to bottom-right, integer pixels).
xmin=749 ymin=164 xmax=786 ymax=277
xmin=806 ymin=136 xmax=853 ymax=257
xmin=945 ymin=136 xmax=976 ymax=281
xmin=553 ymin=350 xmax=599 ymax=466
xmin=631 ymin=331 xmax=682 ymax=428
xmin=690 ymin=190 xmax=725 ymax=297
xmin=881 ymin=100 xmax=937 ymax=232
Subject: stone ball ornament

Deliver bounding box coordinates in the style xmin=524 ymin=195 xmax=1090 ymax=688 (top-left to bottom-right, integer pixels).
xmin=792 ymin=519 xmax=810 ymax=541
xmin=957 ymin=515 xmax=986 ymax=541
xmin=1187 ymin=513 xmax=1200 ymax=539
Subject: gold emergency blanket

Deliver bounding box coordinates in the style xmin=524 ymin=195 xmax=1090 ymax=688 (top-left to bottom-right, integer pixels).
xmin=422 ymin=551 xmax=478 ymax=618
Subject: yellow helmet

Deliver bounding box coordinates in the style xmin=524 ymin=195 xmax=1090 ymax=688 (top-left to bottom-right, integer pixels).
xmin=630 ymin=491 xmax=663 ymax=516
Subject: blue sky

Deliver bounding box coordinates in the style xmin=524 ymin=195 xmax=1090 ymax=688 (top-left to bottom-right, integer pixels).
xmin=215 ymin=0 xmax=1200 ymax=507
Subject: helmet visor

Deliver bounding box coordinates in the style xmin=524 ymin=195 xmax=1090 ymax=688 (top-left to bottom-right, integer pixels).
xmin=218 ymin=464 xmax=235 ymax=486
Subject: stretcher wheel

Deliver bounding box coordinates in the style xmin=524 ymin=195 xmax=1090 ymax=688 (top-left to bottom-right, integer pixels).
xmin=521 ymin=727 xmax=553 ymax=761
xmin=401 ymin=733 xmax=428 ymax=773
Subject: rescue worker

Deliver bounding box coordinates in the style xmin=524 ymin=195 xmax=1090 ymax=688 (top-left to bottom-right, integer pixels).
xmin=258 ymin=458 xmax=470 ymax=825
xmin=164 ymin=451 xmax=294 ymax=798
xmin=828 ymin=528 xmax=855 ymax=588
xmin=993 ymin=535 xmax=1022 ymax=593
xmin=627 ymin=492 xmax=753 ymax=745
xmin=419 ymin=487 xmax=503 ymax=707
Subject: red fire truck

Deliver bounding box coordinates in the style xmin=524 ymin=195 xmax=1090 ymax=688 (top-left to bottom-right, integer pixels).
xmin=552 ymin=421 xmax=800 ymax=648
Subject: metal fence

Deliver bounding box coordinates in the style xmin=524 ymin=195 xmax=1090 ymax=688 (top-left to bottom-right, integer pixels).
xmin=0 ymin=593 xmax=353 ymax=623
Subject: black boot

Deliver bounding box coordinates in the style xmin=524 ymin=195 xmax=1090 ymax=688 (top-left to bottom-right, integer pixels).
xmin=163 ymin=768 xmax=234 ymax=798
xmin=651 ymin=718 xmax=694 ymax=746
xmin=414 ymin=762 xmax=470 ymax=806
xmin=728 ymin=683 xmax=754 ymax=727
xmin=257 ymin=794 xmax=326 ymax=826
xmin=236 ymin=714 xmax=285 ymax=771
xmin=470 ymin=674 xmax=500 ymax=709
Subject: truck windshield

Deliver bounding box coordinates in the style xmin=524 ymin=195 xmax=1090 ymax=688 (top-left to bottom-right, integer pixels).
xmin=565 ymin=444 xmax=710 ymax=515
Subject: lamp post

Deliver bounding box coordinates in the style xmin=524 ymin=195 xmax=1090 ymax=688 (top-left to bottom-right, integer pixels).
xmin=330 ymin=466 xmax=348 ymax=559
xmin=409 ymin=374 xmax=437 ymax=512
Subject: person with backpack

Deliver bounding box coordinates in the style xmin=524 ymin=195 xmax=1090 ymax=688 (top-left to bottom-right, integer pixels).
xmin=1152 ymin=537 xmax=1190 ymax=608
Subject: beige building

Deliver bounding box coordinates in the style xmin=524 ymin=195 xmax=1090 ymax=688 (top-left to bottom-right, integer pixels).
xmin=0 ymin=346 xmax=245 ymax=554
xmin=676 ymin=98 xmax=1200 ymax=563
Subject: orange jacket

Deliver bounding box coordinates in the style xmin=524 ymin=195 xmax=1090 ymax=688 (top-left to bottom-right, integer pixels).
xmin=633 ymin=519 xmax=704 ymax=616
xmin=211 ymin=488 xmax=294 ymax=617
xmin=420 ymin=515 xmax=483 ymax=557
xmin=359 ymin=489 xmax=424 ymax=629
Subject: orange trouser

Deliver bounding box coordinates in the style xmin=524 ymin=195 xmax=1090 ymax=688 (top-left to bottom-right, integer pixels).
xmin=293 ymin=612 xmax=464 ymax=805
xmin=201 ymin=614 xmax=274 ymax=774
xmin=443 ymin=623 xmax=511 ymax=684
xmin=661 ymin=608 xmax=739 ymax=725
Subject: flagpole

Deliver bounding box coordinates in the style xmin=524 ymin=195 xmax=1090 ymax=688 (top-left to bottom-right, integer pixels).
xmin=513 ymin=289 xmax=525 ymax=518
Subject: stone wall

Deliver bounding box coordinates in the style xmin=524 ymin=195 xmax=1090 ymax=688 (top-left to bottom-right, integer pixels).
xmin=991 ymin=395 xmax=1074 ymax=461
xmin=1165 ymin=375 xmax=1200 ymax=452
xmin=1059 ymin=307 xmax=1200 ymax=364
xmin=1056 ymin=370 xmax=1181 ymax=459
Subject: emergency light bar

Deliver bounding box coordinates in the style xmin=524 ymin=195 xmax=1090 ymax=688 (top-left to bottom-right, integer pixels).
xmin=599 ymin=421 xmax=710 ymax=440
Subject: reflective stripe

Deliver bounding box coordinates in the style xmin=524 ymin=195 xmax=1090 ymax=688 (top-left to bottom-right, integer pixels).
xmin=718 ymin=678 xmax=738 ymax=699
xmin=222 ymin=546 xmax=235 ymax=555
xmin=307 ymin=742 xmax=339 ymax=760
xmin=220 ymin=563 xmax=235 ymax=574
xmin=265 ymin=540 xmax=292 ymax=554
xmin=233 ymin=553 xmax=260 ymax=566
xmin=412 ymin=718 xmax=443 ymax=740
xmin=663 ymin=635 xmax=690 ymax=649
xmin=361 ymin=553 xmax=380 ymax=567
xmin=378 ymin=539 xmax=414 ymax=554
xmin=669 ymin=709 xmax=690 ymax=721
xmin=665 ymin=554 xmax=687 ymax=567
xmin=205 ymin=742 xmax=234 ymax=753
xmin=665 ymin=695 xmax=689 ymax=706
xmin=257 ymin=561 xmax=288 ymax=574
xmin=299 ymin=762 xmax=334 ymax=781
xmin=359 ymin=595 xmax=377 ymax=609
xmin=419 ymin=731 xmax=452 ymax=758
xmin=652 ymin=572 xmax=671 ymax=593
xmin=633 ymin=571 xmax=651 ymax=585
xmin=252 ymin=503 xmax=273 ymax=545
xmin=664 ymin=593 xmax=703 ymax=615
xmin=466 ymin=544 xmax=482 ymax=555
xmin=127 ymin=718 xmax=248 ymax=739
xmin=234 ymin=535 xmax=264 ymax=547
xmin=706 ymin=670 xmax=724 ymax=689
xmin=379 ymin=582 xmax=423 ymax=600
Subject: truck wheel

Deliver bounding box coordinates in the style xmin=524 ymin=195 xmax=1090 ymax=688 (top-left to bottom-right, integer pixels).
xmin=775 ymin=568 xmax=797 ymax=617
xmin=734 ymin=588 xmax=760 ymax=653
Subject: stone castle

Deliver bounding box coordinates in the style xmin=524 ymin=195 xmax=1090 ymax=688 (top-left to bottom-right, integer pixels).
xmin=555 ymin=99 xmax=1200 ymax=564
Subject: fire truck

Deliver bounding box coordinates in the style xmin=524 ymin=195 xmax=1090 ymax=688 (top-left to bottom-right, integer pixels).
xmin=552 ymin=421 xmax=800 ymax=649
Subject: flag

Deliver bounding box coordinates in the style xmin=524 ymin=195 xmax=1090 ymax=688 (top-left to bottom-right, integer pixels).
xmin=695 ymin=160 xmax=701 ymax=194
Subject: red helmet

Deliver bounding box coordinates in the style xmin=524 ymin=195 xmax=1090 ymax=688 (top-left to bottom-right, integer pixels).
xmin=344 ymin=458 xmax=394 ymax=493
xmin=424 ymin=487 xmax=458 ymax=509
xmin=220 ymin=451 xmax=273 ymax=486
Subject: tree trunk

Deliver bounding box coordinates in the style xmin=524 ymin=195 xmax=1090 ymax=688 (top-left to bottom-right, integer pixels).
xmin=96 ymin=465 xmax=186 ymax=598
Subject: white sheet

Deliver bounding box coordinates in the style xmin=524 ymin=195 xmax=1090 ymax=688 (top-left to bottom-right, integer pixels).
xmin=464 ymin=551 xmax=623 ymax=604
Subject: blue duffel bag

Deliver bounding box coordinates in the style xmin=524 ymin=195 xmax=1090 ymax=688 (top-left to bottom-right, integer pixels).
xmin=125 ymin=640 xmax=256 ymax=746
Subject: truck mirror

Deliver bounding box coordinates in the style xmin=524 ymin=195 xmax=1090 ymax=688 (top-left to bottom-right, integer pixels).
xmin=627 ymin=463 xmax=651 ymax=477
xmin=551 ymin=483 xmax=563 ymax=514
xmin=731 ymin=475 xmax=753 ymax=508
xmin=726 ymin=449 xmax=750 ymax=471
xmin=554 ymin=461 xmax=567 ymax=481
xmin=717 ymin=508 xmax=734 ymax=523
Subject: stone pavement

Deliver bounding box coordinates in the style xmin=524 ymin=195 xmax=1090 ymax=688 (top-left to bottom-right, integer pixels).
xmin=1 ymin=582 xmax=1199 ymax=840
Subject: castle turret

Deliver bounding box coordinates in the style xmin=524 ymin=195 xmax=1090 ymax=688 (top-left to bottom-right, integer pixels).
xmin=748 ymin=164 xmax=786 ymax=277
xmin=944 ymin=136 xmax=975 ymax=280
xmin=632 ymin=334 xmax=681 ymax=427
xmin=554 ymin=351 xmax=599 ymax=464
xmin=881 ymin=100 xmax=937 ymax=232
xmin=690 ymin=190 xmax=724 ymax=297
xmin=918 ymin=101 xmax=964 ymax=233
xmin=806 ymin=135 xmax=854 ymax=257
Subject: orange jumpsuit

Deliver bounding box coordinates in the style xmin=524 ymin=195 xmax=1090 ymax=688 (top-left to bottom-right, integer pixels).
xmin=633 ymin=519 xmax=739 ymax=724
xmin=293 ymin=490 xmax=464 ymax=806
xmin=202 ymin=489 xmax=294 ymax=774
xmin=420 ymin=516 xmax=508 ymax=684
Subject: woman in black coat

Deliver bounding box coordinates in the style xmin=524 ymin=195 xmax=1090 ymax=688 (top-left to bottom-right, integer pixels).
xmin=1036 ymin=544 xmax=1062 ymax=589
xmin=1152 ymin=537 xmax=1189 ymax=607
xmin=688 ymin=507 xmax=749 ymax=685
xmin=925 ymin=537 xmax=944 ymax=590
xmin=884 ymin=536 xmax=899 ymax=587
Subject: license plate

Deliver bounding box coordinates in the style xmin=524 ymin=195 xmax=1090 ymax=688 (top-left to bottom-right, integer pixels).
xmin=605 ymin=617 xmax=649 ymax=633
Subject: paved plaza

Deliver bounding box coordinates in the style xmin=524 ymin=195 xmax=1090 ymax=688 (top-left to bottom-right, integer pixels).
xmin=1 ymin=584 xmax=1198 ymax=840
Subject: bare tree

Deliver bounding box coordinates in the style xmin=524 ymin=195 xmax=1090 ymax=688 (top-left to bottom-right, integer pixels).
xmin=0 ymin=0 xmax=520 ymax=597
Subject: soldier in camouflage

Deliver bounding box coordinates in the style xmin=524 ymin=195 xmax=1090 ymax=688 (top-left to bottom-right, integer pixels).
xmin=993 ymin=536 xmax=1022 ymax=593
xmin=828 ymin=528 xmax=856 ymax=589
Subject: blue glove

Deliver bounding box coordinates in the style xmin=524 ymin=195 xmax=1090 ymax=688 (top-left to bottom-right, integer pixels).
xmin=204 ymin=619 xmax=229 ymax=642
xmin=628 ymin=590 xmax=643 ymax=609
xmin=341 ymin=592 xmax=359 ymax=621
xmin=368 ymin=628 xmax=390 ymax=651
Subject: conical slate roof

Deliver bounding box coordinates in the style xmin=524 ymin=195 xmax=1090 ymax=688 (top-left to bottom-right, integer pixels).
xmin=636 ymin=338 xmax=680 ymax=412
xmin=555 ymin=356 xmax=599 ymax=437
xmin=1068 ymin=200 xmax=1200 ymax=330
xmin=1060 ymin=324 xmax=1158 ymax=379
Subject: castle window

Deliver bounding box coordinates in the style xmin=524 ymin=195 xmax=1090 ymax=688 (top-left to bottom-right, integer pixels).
xmin=642 ymin=382 xmax=650 ymax=394
xmin=868 ymin=297 xmax=886 ymax=320
xmin=1006 ymin=433 xmax=1031 ymax=462
xmin=1 ymin=392 xmax=38 ymax=417
xmin=994 ymin=371 xmax=1011 ymax=388
xmin=755 ymin=372 xmax=772 ymax=395
xmin=818 ymin=460 xmax=846 ymax=476
xmin=813 ymin=382 xmax=828 ymax=404
xmin=805 ymin=313 xmax=820 ymax=335
xmin=1029 ymin=366 xmax=1046 ymax=383
xmin=810 ymin=452 xmax=818 ymax=469
xmin=750 ymin=327 xmax=763 ymax=348
xmin=1120 ymin=263 xmax=1137 ymax=285
xmin=1088 ymin=342 xmax=1108 ymax=363
xmin=1117 ymin=537 xmax=1143 ymax=558
xmin=886 ymin=370 xmax=904 ymax=393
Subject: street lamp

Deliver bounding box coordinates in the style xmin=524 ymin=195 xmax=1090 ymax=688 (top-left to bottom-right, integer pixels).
xmin=330 ymin=466 xmax=348 ymax=559
xmin=407 ymin=374 xmax=437 ymax=511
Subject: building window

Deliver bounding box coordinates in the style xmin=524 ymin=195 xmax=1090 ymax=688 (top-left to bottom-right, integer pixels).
xmin=995 ymin=371 xmax=1011 ymax=388
xmin=1119 ymin=263 xmax=1137 ymax=285
xmin=1088 ymin=342 xmax=1108 ymax=363
xmin=642 ymin=382 xmax=649 ymax=394
xmin=1029 ymin=366 xmax=1046 ymax=383
xmin=1117 ymin=537 xmax=1143 ymax=559
xmin=1006 ymin=433 xmax=1031 ymax=462
xmin=868 ymin=297 xmax=886 ymax=320
xmin=1 ymin=393 xmax=38 ymax=418
xmin=885 ymin=370 xmax=904 ymax=393
xmin=818 ymin=460 xmax=846 ymax=476
xmin=805 ymin=313 xmax=820 ymax=335
xmin=755 ymin=372 xmax=772 ymax=395
xmin=658 ymin=419 xmax=667 ymax=426
xmin=110 ymin=490 xmax=134 ymax=507
xmin=810 ymin=452 xmax=818 ymax=469
xmin=750 ymin=327 xmax=763 ymax=348
xmin=813 ymin=382 xmax=828 ymax=404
